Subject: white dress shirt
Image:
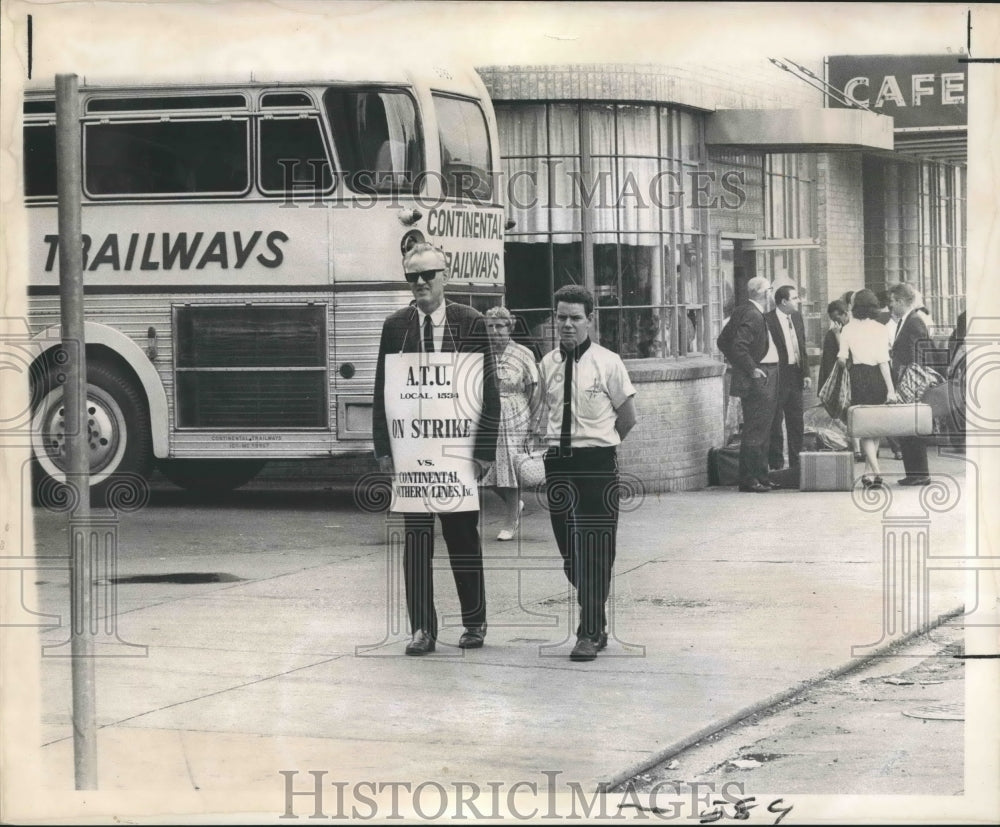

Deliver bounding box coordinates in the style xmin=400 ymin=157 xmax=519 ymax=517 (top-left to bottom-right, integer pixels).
xmin=416 ymin=303 xmax=448 ymax=352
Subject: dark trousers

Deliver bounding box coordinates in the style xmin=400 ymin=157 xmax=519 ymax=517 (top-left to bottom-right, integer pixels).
xmin=769 ymin=364 xmax=805 ymax=469
xmin=544 ymin=446 xmax=619 ymax=641
xmin=898 ymin=436 xmax=929 ymax=479
xmin=402 ymin=511 xmax=485 ymax=639
xmin=738 ymin=365 xmax=779 ymax=486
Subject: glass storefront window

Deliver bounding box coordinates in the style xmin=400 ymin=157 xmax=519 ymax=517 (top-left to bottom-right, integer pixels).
xmin=496 ymin=101 xmax=709 ymax=359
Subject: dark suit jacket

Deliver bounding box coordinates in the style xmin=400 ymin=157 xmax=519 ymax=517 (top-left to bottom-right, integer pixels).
xmin=765 ymin=309 xmax=808 ymax=388
xmin=724 ymin=301 xmax=769 ymax=397
xmin=372 ymin=300 xmax=500 ymax=463
xmin=818 ymin=328 xmax=840 ymax=390
xmin=890 ymin=310 xmax=930 ymax=383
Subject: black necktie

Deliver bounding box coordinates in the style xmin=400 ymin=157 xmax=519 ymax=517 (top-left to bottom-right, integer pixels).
xmin=559 ymin=348 xmax=573 ymax=451
xmin=422 ymin=315 xmax=434 ymax=353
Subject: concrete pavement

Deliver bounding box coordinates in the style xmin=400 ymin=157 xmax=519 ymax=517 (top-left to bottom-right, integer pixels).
xmin=15 ymin=447 xmax=983 ymax=820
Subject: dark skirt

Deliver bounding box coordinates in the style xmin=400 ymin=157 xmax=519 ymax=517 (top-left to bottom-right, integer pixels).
xmin=849 ymin=363 xmax=888 ymax=405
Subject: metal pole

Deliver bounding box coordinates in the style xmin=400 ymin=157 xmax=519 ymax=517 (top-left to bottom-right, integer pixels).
xmin=56 ymin=72 xmax=97 ymax=790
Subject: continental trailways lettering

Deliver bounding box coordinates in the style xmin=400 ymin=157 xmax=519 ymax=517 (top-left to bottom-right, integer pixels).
xmin=42 ymin=230 xmax=288 ymax=272
xmin=424 ymin=207 xmax=502 ymax=280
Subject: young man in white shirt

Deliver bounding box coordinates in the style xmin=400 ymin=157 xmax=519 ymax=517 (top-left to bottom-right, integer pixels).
xmin=536 ymin=285 xmax=637 ymax=662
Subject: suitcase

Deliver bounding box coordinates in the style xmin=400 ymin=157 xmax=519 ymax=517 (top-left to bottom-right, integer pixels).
xmin=799 ymin=451 xmax=853 ymax=491
xmin=847 ymin=403 xmax=933 ymax=438
xmin=707 ymin=445 xmax=740 ymax=486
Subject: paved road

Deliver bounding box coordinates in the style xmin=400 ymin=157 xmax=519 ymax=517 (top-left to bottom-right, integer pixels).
xmin=9 ymin=449 xmax=992 ymax=823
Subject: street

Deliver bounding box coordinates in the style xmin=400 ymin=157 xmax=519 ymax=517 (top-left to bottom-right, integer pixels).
xmin=16 ymin=450 xmax=984 ymax=819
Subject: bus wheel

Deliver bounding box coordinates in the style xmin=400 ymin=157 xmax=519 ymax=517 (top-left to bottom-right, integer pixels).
xmin=31 ymin=361 xmax=154 ymax=506
xmin=158 ymin=459 xmax=266 ymax=492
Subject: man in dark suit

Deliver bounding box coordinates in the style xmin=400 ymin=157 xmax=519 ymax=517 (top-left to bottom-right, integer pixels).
xmin=888 ymin=281 xmax=931 ymax=485
xmin=718 ymin=276 xmax=779 ymax=492
xmin=372 ymin=243 xmax=500 ymax=655
xmin=766 ymin=285 xmax=812 ymax=471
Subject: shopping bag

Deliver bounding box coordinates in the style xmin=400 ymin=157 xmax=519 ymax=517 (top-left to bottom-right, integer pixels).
xmin=897 ymin=363 xmax=944 ymax=403
xmin=817 ymin=360 xmax=851 ymax=422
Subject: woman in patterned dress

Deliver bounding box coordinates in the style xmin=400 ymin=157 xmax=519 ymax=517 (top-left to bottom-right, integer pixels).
xmin=482 ymin=307 xmax=540 ymax=540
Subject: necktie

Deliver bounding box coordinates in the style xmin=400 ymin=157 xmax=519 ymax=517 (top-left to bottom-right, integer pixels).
xmin=422 ymin=315 xmax=434 ymax=353
xmin=559 ymin=348 xmax=573 ymax=452
xmin=786 ymin=315 xmax=799 ymax=365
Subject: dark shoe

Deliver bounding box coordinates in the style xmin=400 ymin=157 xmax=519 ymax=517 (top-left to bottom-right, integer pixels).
xmin=760 ymin=478 xmax=781 ymax=489
xmin=738 ymin=482 xmax=770 ymax=493
xmin=861 ymin=475 xmax=884 ymax=489
xmin=898 ymin=476 xmax=931 ymax=486
xmin=596 ymin=632 xmax=608 ymax=651
xmin=458 ymin=624 xmax=487 ymax=649
xmin=570 ymin=637 xmax=598 ymax=662
xmin=854 ymin=452 xmax=864 ymax=462
xmin=405 ymin=630 xmax=435 ymax=656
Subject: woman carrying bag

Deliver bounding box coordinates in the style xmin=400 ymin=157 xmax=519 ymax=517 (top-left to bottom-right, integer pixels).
xmin=836 ymin=289 xmax=899 ymax=489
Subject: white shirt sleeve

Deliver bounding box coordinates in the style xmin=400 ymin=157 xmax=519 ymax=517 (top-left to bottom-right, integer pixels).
xmin=605 ymin=356 xmax=636 ymax=409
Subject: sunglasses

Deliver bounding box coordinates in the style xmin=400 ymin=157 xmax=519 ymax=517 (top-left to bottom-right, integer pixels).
xmin=404 ymin=270 xmax=442 ymax=284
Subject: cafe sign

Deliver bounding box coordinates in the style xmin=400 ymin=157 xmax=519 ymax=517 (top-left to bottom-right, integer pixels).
xmin=827 ymin=54 xmax=967 ymax=129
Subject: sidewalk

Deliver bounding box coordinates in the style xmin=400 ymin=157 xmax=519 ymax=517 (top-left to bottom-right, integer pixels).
xmin=18 ymin=448 xmax=977 ymax=819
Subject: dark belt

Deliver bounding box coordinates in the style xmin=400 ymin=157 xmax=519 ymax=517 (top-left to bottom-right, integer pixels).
xmin=545 ymin=445 xmax=617 ymax=460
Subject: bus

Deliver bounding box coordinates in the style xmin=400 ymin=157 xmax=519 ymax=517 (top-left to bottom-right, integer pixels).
xmin=21 ymin=64 xmax=505 ymax=498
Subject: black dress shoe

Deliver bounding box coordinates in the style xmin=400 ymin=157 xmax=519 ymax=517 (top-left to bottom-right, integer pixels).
xmin=405 ymin=630 xmax=435 ymax=656
xmin=570 ymin=637 xmax=598 ymax=662
xmin=458 ymin=624 xmax=487 ymax=649
xmin=898 ymin=476 xmax=931 ymax=486
xmin=596 ymin=632 xmax=608 ymax=651
xmin=760 ymin=479 xmax=781 ymax=489
xmin=738 ymin=482 xmax=770 ymax=493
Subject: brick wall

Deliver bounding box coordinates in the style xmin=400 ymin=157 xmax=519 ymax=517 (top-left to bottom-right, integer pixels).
xmin=816 ymin=153 xmax=866 ymax=306
xmin=618 ymin=358 xmax=726 ymax=493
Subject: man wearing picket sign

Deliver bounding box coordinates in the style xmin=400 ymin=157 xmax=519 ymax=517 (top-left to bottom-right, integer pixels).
xmin=372 ymin=243 xmax=500 ymax=656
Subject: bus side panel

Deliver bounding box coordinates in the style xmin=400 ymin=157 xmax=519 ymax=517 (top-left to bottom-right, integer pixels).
xmin=29 ymin=202 xmax=330 ymax=290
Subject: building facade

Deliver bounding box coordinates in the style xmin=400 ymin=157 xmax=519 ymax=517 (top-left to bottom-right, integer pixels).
xmin=478 ymin=59 xmax=967 ymax=492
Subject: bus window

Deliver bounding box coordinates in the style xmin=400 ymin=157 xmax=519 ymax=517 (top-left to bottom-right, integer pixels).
xmin=261 ymin=92 xmax=313 ymax=109
xmin=258 ymin=116 xmax=334 ymax=195
xmin=323 ymin=88 xmax=420 ymax=193
xmin=434 ymin=94 xmax=492 ymax=201
xmin=24 ymin=123 xmax=56 ymax=198
xmin=85 ymin=119 xmax=249 ymax=197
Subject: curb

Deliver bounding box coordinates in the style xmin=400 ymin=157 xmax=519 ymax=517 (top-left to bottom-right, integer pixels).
xmin=599 ymin=604 xmax=967 ymax=792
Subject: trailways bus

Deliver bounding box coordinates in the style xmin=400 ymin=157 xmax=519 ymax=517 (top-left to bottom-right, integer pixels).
xmin=22 ymin=65 xmax=505 ymax=498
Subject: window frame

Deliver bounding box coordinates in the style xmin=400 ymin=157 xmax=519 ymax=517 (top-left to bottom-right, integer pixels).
xmin=432 ymin=91 xmax=495 ymax=202
xmin=322 ymin=85 xmax=423 ymax=196
xmin=82 ymin=114 xmax=253 ymax=200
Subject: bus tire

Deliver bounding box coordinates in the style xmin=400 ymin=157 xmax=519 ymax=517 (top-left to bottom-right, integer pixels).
xmin=31 ymin=360 xmax=154 ymax=507
xmin=158 ymin=459 xmax=266 ymax=492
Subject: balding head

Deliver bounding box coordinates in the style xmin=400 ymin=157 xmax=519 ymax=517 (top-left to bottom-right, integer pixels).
xmin=747 ymin=277 xmax=772 ymax=303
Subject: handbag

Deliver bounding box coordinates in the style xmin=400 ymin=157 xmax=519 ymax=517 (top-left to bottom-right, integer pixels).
xmin=897 ymin=363 xmax=944 ymax=403
xmin=513 ymin=450 xmax=547 ymax=488
xmin=817 ymin=360 xmax=851 ymax=422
